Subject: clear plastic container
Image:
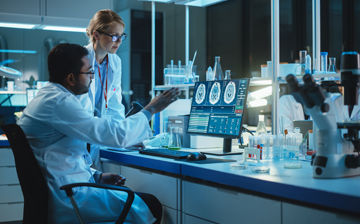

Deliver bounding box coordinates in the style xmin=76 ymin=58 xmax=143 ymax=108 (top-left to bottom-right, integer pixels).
xmin=320 ymin=52 xmax=328 ymax=72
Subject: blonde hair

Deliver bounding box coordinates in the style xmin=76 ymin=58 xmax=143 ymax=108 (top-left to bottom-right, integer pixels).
xmin=86 ymin=9 xmax=125 ymax=43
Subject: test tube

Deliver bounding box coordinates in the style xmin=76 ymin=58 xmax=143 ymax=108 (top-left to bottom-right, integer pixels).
xmin=305 ymin=55 xmax=311 ymax=74
xmin=320 ymin=52 xmax=328 ymax=72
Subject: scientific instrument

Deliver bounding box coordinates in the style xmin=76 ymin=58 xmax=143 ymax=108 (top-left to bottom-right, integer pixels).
xmin=286 ymin=51 xmax=360 ymax=178
xmin=255 ymin=115 xmax=267 ymax=135
xmin=328 ymin=57 xmax=336 ymax=73
xmin=224 ymin=70 xmax=232 ymax=80
xmin=294 ymin=50 xmax=307 ymax=76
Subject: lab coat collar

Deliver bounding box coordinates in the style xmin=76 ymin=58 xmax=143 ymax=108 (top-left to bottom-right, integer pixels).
xmin=85 ymin=43 xmax=117 ymax=104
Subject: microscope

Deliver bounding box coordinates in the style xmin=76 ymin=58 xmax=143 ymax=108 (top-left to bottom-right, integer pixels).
xmin=286 ymin=52 xmax=360 ymax=178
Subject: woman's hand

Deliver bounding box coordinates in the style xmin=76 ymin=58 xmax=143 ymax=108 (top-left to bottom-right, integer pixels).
xmin=99 ymin=173 xmax=126 ymax=186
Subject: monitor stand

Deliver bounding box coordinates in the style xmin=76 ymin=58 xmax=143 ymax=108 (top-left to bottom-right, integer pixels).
xmin=200 ymin=138 xmax=243 ymax=156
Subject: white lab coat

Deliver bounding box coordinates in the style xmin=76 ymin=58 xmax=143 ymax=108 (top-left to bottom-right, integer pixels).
xmin=18 ymin=82 xmax=155 ymax=224
xmin=78 ymin=43 xmax=135 ymax=169
xmin=279 ymin=94 xmax=305 ymax=133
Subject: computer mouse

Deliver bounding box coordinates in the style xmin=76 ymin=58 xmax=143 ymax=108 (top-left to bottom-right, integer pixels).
xmin=187 ymin=152 xmax=207 ymax=161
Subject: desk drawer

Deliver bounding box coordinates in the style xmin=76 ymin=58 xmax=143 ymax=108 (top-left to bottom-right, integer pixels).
xmin=0 ymin=167 xmax=19 ymax=185
xmin=0 ymin=185 xmax=23 ymax=203
xmin=0 ymin=148 xmax=15 ymax=166
xmin=0 ymin=202 xmax=23 ymax=222
xmin=182 ymin=181 xmax=281 ymax=224
xmin=121 ymin=166 xmax=180 ymax=210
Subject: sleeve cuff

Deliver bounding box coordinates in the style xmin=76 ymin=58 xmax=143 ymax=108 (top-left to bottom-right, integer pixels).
xmin=141 ymin=109 xmax=152 ymax=122
xmin=92 ymin=169 xmax=103 ymax=183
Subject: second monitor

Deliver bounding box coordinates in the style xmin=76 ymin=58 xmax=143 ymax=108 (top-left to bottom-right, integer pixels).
xmin=187 ymin=79 xmax=249 ymax=155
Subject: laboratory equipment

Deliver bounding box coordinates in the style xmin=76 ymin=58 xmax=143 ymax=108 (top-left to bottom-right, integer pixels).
xmin=255 ymin=115 xmax=267 ymax=135
xmin=224 ymin=70 xmax=232 ymax=80
xmin=168 ymin=127 xmax=181 ymax=150
xmin=139 ymin=148 xmax=191 ymax=159
xmin=206 ymin=66 xmax=214 ymax=81
xmin=308 ymin=130 xmax=314 ymax=150
xmin=328 ymin=57 xmax=336 ymax=73
xmin=305 ymin=54 xmax=312 ymax=74
xmin=294 ymin=50 xmax=307 ymax=76
xmin=286 ymin=51 xmax=360 ymax=178
xmin=160 ymin=121 xmax=171 ymax=148
xmin=168 ymin=116 xmax=190 ymax=148
xmin=187 ymin=79 xmax=250 ymax=155
xmin=186 ymin=152 xmax=207 ymax=161
xmin=213 ymin=56 xmax=224 ymax=80
xmin=320 ymin=52 xmax=328 ymax=72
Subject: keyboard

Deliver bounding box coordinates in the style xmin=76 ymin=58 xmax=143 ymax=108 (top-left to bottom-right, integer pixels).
xmin=139 ymin=148 xmax=191 ymax=159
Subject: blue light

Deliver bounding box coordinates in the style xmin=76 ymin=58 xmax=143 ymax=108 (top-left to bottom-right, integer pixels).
xmin=0 ymin=49 xmax=37 ymax=54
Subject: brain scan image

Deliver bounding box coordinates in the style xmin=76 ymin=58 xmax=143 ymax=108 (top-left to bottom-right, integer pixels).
xmin=209 ymin=82 xmax=221 ymax=105
xmin=224 ymin=81 xmax=236 ymax=104
xmin=195 ymin=84 xmax=206 ymax=104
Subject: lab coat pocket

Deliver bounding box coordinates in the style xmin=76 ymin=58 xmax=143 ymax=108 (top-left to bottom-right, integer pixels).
xmin=59 ymin=171 xmax=91 ymax=195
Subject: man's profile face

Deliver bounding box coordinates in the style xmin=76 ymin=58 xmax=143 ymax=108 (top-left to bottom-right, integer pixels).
xmin=74 ymin=56 xmax=94 ymax=95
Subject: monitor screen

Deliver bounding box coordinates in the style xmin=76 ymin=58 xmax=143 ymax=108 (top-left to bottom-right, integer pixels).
xmin=187 ymin=79 xmax=249 ymax=155
xmin=26 ymin=89 xmax=40 ymax=105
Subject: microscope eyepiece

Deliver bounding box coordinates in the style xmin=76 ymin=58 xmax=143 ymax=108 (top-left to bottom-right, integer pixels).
xmin=286 ymin=74 xmax=299 ymax=92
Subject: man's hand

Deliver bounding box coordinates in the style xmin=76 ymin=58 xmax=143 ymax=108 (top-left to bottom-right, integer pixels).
xmin=144 ymin=87 xmax=180 ymax=115
xmin=99 ymin=173 xmax=126 ymax=186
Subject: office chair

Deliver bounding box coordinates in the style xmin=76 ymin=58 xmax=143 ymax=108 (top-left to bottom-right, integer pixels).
xmin=0 ymin=123 xmax=134 ymax=224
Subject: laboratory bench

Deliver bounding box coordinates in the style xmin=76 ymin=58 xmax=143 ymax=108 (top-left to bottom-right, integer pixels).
xmin=100 ymin=148 xmax=360 ymax=224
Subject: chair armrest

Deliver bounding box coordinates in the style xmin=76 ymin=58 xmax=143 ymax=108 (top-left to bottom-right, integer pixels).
xmin=60 ymin=183 xmax=134 ymax=224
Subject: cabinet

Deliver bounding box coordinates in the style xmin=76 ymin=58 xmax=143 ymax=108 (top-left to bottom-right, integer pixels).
xmin=0 ymin=148 xmax=23 ymax=222
xmin=102 ymin=161 xmax=181 ymax=224
xmin=182 ymin=180 xmax=281 ymax=224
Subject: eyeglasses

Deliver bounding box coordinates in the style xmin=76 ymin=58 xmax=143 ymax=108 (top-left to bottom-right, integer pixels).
xmin=97 ymin=30 xmax=127 ymax=42
xmin=79 ymin=69 xmax=95 ymax=75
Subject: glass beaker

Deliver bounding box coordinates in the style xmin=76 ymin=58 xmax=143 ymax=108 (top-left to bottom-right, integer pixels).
xmin=328 ymin=57 xmax=336 ymax=72
xmin=160 ymin=121 xmax=172 ymax=148
xmin=224 ymin=70 xmax=232 ymax=80
xmin=168 ymin=127 xmax=181 ymax=150
xmin=294 ymin=50 xmax=307 ymax=76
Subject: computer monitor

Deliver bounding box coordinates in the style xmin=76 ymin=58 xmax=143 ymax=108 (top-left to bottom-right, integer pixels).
xmin=187 ymin=79 xmax=250 ymax=155
xmin=26 ymin=88 xmax=40 ymax=105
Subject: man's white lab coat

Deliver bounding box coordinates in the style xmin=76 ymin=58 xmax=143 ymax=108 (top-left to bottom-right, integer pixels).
xmin=18 ymin=82 xmax=155 ymax=224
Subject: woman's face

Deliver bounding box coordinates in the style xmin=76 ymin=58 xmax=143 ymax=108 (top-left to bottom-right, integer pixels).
xmin=96 ymin=21 xmax=124 ymax=54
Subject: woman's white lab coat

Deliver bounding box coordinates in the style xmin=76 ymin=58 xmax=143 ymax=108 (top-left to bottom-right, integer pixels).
xmin=78 ymin=43 xmax=135 ymax=168
xmin=18 ymin=82 xmax=155 ymax=224
xmin=279 ymin=94 xmax=305 ymax=133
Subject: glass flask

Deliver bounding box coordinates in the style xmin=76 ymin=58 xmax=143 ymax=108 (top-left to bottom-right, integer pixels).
xmin=294 ymin=50 xmax=307 ymax=76
xmin=213 ymin=56 xmax=224 ymax=80
xmin=168 ymin=127 xmax=181 ymax=150
xmin=224 ymin=70 xmax=232 ymax=80
xmin=256 ymin=115 xmax=267 ymax=136
xmin=328 ymin=57 xmax=336 ymax=72
xmin=160 ymin=121 xmax=172 ymax=148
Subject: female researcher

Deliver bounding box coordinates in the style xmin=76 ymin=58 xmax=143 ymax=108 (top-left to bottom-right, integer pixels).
xmin=79 ymin=10 xmax=143 ymax=169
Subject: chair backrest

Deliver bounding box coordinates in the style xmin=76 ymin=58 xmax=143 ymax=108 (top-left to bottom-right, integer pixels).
xmin=0 ymin=123 xmax=48 ymax=224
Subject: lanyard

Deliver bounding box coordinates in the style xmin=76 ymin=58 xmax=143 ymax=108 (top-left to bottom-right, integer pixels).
xmin=97 ymin=55 xmax=109 ymax=111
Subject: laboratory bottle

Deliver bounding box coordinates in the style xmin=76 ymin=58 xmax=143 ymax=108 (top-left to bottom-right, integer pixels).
xmin=320 ymin=52 xmax=328 ymax=72
xmin=294 ymin=50 xmax=307 ymax=76
xmin=328 ymin=57 xmax=336 ymax=73
xmin=256 ymin=115 xmax=267 ymax=136
xmin=213 ymin=56 xmax=224 ymax=80
xmin=206 ymin=66 xmax=214 ymax=81
xmin=224 ymin=70 xmax=232 ymax=80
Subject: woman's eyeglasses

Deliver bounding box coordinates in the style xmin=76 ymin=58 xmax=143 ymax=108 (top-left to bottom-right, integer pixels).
xmin=97 ymin=30 xmax=127 ymax=42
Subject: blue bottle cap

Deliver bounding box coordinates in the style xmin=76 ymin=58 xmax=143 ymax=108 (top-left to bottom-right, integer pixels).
xmin=320 ymin=52 xmax=328 ymax=56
